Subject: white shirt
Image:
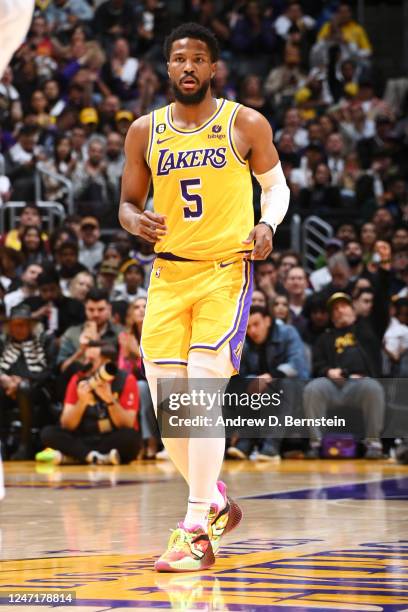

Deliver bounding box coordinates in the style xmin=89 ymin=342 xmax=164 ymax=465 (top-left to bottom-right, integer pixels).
xmin=384 ymin=317 xmax=408 ymax=359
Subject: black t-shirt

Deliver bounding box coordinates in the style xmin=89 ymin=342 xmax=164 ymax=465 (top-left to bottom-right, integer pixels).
xmin=332 ymin=325 xmax=369 ymax=375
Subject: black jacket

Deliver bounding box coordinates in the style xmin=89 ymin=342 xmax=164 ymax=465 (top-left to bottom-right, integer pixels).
xmin=312 ymin=319 xmax=382 ymax=378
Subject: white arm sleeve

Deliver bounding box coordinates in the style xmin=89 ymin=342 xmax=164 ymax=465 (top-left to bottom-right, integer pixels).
xmin=254 ymin=162 xmax=290 ymax=235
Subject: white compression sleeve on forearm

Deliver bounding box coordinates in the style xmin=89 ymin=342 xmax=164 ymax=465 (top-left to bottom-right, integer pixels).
xmin=254 ymin=162 xmax=290 ymax=235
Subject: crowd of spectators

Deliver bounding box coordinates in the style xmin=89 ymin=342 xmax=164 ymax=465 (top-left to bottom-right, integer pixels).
xmin=0 ymin=0 xmax=407 ymax=464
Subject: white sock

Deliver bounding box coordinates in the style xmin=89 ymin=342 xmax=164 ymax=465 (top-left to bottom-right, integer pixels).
xmin=144 ymin=360 xmax=190 ymax=482
xmin=184 ymin=498 xmax=212 ymax=530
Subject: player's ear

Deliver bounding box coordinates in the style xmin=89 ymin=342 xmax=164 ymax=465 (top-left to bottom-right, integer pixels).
xmin=167 ymin=62 xmax=170 ymax=77
xmin=211 ymin=62 xmax=217 ymax=78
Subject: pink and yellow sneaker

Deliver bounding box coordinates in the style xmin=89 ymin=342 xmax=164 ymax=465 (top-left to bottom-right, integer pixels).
xmin=155 ymin=523 xmax=215 ymax=572
xmin=208 ymin=481 xmax=243 ymax=554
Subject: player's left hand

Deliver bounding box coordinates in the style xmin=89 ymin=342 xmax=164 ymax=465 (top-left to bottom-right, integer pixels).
xmin=242 ymin=224 xmax=273 ymax=260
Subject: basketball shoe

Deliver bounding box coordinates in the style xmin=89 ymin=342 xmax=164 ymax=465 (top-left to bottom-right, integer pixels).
xmin=208 ymin=481 xmax=243 ymax=554
xmin=155 ymin=523 xmax=215 ymax=572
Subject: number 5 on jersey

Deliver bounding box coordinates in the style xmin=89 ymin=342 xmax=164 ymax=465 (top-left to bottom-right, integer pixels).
xmin=180 ymin=178 xmax=203 ymax=219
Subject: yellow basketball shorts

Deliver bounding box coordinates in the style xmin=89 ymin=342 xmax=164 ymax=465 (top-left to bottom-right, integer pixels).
xmin=140 ymin=254 xmax=254 ymax=373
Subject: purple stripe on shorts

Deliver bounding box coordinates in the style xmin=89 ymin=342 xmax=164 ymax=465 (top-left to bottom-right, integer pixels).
xmin=189 ymin=260 xmax=253 ymax=361
xmin=229 ymin=261 xmax=254 ymax=371
xmin=153 ymin=359 xmax=188 ymax=366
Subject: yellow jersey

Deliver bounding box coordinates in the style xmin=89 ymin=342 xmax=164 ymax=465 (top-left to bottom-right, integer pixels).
xmin=146 ymin=98 xmax=253 ymax=261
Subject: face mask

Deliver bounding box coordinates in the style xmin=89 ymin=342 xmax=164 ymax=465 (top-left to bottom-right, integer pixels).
xmin=347 ymin=255 xmax=362 ymax=266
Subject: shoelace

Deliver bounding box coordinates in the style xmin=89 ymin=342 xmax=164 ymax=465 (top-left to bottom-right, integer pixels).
xmin=167 ymin=528 xmax=193 ymax=552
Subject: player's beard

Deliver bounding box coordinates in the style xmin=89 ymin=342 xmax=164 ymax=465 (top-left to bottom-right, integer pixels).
xmin=172 ymin=78 xmax=211 ymax=105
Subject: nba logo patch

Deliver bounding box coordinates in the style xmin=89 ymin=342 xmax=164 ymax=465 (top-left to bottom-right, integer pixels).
xmin=156 ymin=123 xmax=166 ymax=134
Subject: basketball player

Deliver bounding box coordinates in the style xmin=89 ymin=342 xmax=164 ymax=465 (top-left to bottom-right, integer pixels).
xmin=0 ymin=0 xmax=35 ymax=501
xmin=119 ymin=23 xmax=290 ymax=572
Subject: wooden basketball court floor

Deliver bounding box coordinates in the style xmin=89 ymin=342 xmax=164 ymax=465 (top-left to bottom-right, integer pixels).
xmin=1 ymin=458 xmax=408 ymax=611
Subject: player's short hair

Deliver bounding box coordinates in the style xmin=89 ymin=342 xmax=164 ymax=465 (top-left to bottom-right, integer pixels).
xmin=163 ymin=22 xmax=219 ymax=63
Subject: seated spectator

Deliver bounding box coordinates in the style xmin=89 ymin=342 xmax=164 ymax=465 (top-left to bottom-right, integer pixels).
xmin=112 ymin=260 xmax=147 ymax=302
xmin=72 ymin=136 xmax=117 ymax=225
xmin=23 ymin=269 xmax=85 ymax=338
xmin=284 ymin=265 xmax=310 ymax=336
xmin=303 ymin=292 xmax=384 ymax=459
xmin=78 ymin=216 xmax=104 ymax=272
xmin=384 ymin=297 xmax=408 ymax=376
xmin=325 ymin=132 xmax=346 ymax=186
xmin=254 ymin=258 xmax=283 ymax=302
xmin=290 ymin=143 xmax=325 ymax=193
xmin=297 ymin=163 xmax=342 ymax=217
xmin=344 ymin=240 xmax=365 ymax=281
xmin=101 ymin=37 xmax=139 ymax=100
xmin=238 ymin=74 xmax=273 ymax=123
xmin=274 ymin=1 xmax=315 ymax=42
xmin=275 ymin=107 xmax=309 ymax=149
xmin=3 ymin=204 xmax=47 ymax=252
xmin=360 ymin=222 xmax=377 ymax=261
xmin=272 ymin=294 xmax=291 ymax=324
xmin=118 ymin=296 xmax=159 ymax=458
xmin=5 ymin=126 xmax=44 ymax=201
xmin=96 ymin=258 xmax=120 ymax=298
xmin=55 ymin=240 xmax=88 ymax=295
xmin=38 ymin=135 xmax=77 ymax=204
xmin=310 ymin=238 xmax=343 ymax=291
xmin=20 ymin=226 xmax=49 ymax=267
xmin=353 ymin=287 xmax=374 ymax=320
xmin=4 ymin=263 xmax=43 ymax=315
xmin=68 ymin=271 xmax=95 ymax=302
xmin=93 ymin=0 xmax=135 ymax=47
xmin=40 ymin=341 xmax=140 ymax=465
xmin=277 ymin=250 xmax=302 ymax=284
xmin=57 ymin=287 xmax=123 ymax=377
xmin=0 ymin=304 xmax=57 ymax=459
xmin=0 ymin=248 xmax=23 ymax=294
xmin=303 ymin=294 xmax=330 ymax=347
xmin=226 ymin=305 xmax=309 ymax=461
xmin=264 ymin=44 xmax=307 ymax=112
xmin=44 ymin=0 xmax=94 ymax=33
xmin=320 ymin=252 xmax=353 ymax=300
xmin=392 ymin=227 xmax=408 ymax=253
xmin=252 ymin=288 xmax=268 ymax=310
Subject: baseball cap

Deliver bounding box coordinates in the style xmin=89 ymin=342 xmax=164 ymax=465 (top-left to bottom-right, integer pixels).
xmin=79 ymin=107 xmax=99 ymax=125
xmin=80 ymin=216 xmax=99 ymax=229
xmin=327 ymin=292 xmax=352 ymax=313
xmin=326 ymin=238 xmax=343 ymax=250
xmin=116 ymin=110 xmax=133 ymax=123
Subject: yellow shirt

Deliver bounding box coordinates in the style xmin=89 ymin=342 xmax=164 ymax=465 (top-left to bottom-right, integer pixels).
xmin=5 ymin=228 xmax=48 ymax=251
xmin=318 ymin=20 xmax=372 ymax=52
xmin=146 ymin=99 xmax=254 ymax=261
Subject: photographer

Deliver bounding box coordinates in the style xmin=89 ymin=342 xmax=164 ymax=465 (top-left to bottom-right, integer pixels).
xmin=40 ymin=341 xmax=141 ymax=465
xmin=303 ymin=292 xmax=385 ymax=459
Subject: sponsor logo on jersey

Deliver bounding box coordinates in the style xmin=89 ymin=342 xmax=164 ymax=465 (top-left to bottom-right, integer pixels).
xmin=157 ymin=147 xmax=227 ymax=176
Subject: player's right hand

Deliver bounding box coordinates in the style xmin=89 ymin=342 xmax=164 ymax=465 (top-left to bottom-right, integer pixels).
xmin=136 ymin=211 xmax=167 ymax=243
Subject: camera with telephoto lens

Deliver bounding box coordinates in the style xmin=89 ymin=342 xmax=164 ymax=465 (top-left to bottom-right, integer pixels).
xmin=87 ymin=362 xmax=118 ymax=390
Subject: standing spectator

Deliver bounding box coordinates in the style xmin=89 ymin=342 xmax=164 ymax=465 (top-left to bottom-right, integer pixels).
xmin=0 ymin=304 xmax=57 ymax=459
xmin=78 ymin=216 xmax=104 ymax=272
xmin=6 ymin=126 xmax=43 ymax=200
xmin=303 ymin=293 xmax=384 ymax=459
xmin=41 ymin=341 xmax=140 ymax=465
